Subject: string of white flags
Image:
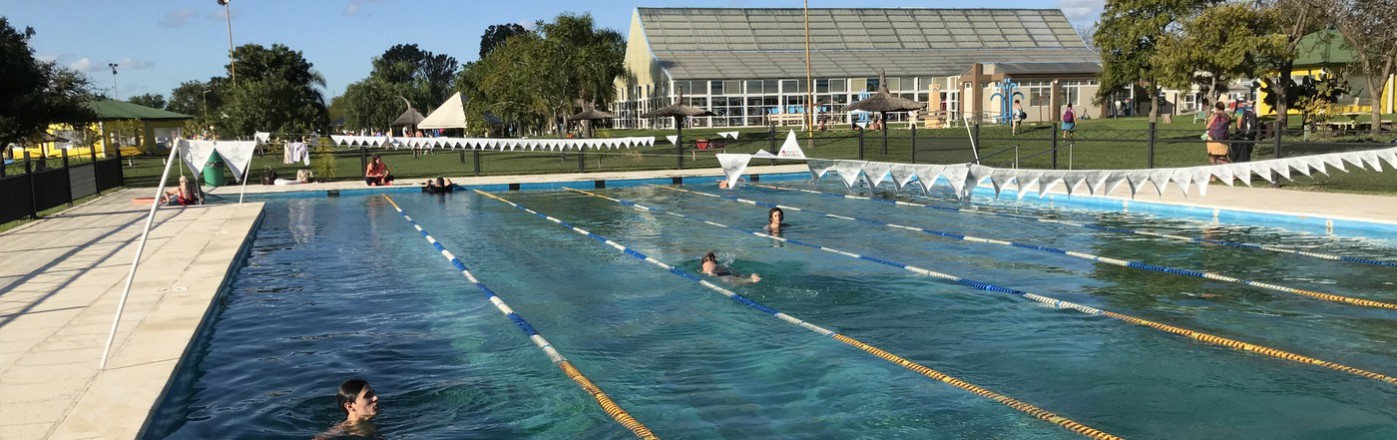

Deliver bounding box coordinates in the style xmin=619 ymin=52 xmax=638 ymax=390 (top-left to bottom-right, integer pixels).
xmin=328 ymin=135 xmax=656 ymax=151
xmin=716 ymin=131 xmax=1397 ymax=199
xmin=177 ymin=139 xmax=257 ymax=179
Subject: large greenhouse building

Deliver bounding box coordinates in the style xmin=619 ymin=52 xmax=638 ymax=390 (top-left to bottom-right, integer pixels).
xmin=612 ymin=7 xmax=1103 ymax=129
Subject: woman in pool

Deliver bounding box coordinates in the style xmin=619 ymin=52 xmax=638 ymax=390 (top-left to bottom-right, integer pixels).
xmin=700 ymin=251 xmax=760 ymax=284
xmin=315 ymin=379 xmax=379 ymax=439
xmin=763 ymin=207 xmax=788 ymax=235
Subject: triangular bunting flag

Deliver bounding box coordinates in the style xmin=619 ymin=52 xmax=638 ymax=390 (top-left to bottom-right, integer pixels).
xmin=716 ymin=154 xmax=752 ymax=189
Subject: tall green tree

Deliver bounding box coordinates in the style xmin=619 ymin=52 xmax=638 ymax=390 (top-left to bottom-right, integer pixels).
xmin=219 ymin=43 xmax=328 ymax=137
xmin=1324 ymin=0 xmax=1397 ymax=134
xmin=480 ymin=23 xmax=528 ymax=58
xmin=337 ymin=44 xmax=460 ymax=133
xmin=127 ymin=93 xmax=166 ymax=110
xmin=167 ymin=79 xmax=224 ymax=134
xmin=0 ymin=17 xmax=94 ymax=148
xmin=1250 ymin=0 xmax=1329 ymax=128
xmin=1154 ymin=4 xmax=1285 ymax=100
xmin=1095 ymin=0 xmax=1219 ymax=121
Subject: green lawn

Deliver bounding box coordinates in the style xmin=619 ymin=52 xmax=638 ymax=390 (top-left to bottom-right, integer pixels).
xmin=119 ymin=115 xmax=1397 ymax=194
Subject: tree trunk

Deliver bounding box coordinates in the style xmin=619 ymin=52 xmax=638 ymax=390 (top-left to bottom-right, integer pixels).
xmin=1368 ymin=57 xmax=1393 ymax=135
xmin=1275 ymin=61 xmax=1292 ymax=130
xmin=1146 ymin=80 xmax=1159 ymax=122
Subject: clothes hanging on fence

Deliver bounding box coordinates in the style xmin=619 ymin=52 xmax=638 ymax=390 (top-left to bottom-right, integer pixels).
xmin=284 ymin=141 xmax=310 ymax=165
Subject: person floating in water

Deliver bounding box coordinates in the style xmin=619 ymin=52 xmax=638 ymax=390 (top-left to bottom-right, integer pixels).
xmin=423 ymin=177 xmax=454 ymax=194
xmin=700 ymin=251 xmax=760 ymax=284
xmin=762 ymin=207 xmax=788 ymax=235
xmin=315 ymin=379 xmax=379 ymax=439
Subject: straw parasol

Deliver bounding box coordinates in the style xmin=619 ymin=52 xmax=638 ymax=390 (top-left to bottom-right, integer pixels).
xmin=843 ymin=70 xmax=925 ymax=153
xmin=566 ymin=105 xmax=618 ymax=139
xmin=390 ymin=96 xmax=425 ymax=130
xmin=639 ymin=91 xmax=715 ymax=168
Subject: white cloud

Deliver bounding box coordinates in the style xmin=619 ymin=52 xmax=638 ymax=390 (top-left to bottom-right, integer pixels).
xmin=118 ymin=58 xmax=155 ymax=70
xmin=160 ymin=8 xmax=196 ymax=28
xmin=1059 ymin=0 xmax=1105 ymax=22
xmin=344 ymin=0 xmax=388 ymax=17
xmin=36 ymin=54 xmax=59 ymax=63
xmin=68 ymin=57 xmax=95 ymax=72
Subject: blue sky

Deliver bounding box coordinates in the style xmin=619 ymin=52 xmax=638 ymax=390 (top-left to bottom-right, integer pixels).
xmin=4 ymin=0 xmax=1103 ymax=102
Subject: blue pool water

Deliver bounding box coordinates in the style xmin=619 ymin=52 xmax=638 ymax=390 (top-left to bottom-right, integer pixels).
xmin=149 ymin=181 xmax=1397 ymax=439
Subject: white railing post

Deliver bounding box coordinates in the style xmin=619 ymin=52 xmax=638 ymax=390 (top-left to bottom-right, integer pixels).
xmin=100 ymin=142 xmax=181 ymax=369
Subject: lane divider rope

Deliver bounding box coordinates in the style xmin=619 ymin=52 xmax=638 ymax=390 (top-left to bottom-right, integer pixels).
xmin=382 ymin=196 xmax=659 ymax=440
xmin=475 ymin=189 xmax=1123 ymax=440
xmin=751 ymin=183 xmax=1397 ymax=269
xmin=653 ymin=185 xmax=1397 ymax=311
xmin=569 ymin=188 xmax=1397 ymax=386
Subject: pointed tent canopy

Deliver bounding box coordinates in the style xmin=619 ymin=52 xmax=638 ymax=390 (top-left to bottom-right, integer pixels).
xmin=418 ymin=92 xmax=468 ymax=129
xmin=843 ymin=70 xmax=924 ymax=114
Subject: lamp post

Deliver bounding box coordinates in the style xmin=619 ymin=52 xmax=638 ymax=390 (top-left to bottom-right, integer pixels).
xmin=217 ymin=0 xmax=236 ymax=84
xmin=202 ymin=89 xmax=212 ymax=137
xmin=108 ymin=63 xmax=119 ymax=100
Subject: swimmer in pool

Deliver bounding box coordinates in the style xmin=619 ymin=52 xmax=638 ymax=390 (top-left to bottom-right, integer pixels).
xmin=315 ymin=379 xmax=379 ymax=439
xmin=700 ymin=251 xmax=760 ymax=284
xmin=762 ymin=207 xmax=788 ymax=235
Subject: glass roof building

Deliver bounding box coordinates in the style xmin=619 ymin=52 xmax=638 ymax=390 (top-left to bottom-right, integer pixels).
xmin=613 ymin=8 xmax=1102 ymax=129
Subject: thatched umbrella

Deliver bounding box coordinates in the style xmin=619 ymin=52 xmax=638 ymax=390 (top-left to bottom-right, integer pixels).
xmin=844 ymin=70 xmax=925 ymax=154
xmin=640 ymin=91 xmax=715 ymax=168
xmin=390 ymin=96 xmax=425 ymax=133
xmin=566 ymin=105 xmax=617 ymax=139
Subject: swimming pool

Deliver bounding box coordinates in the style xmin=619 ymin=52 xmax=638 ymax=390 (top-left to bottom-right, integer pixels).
xmin=149 ymin=180 xmax=1397 ymax=439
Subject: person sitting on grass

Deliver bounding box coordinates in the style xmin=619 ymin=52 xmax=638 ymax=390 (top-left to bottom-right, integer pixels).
xmin=364 ymin=155 xmax=394 ymax=186
xmin=700 ymin=251 xmax=760 ymax=285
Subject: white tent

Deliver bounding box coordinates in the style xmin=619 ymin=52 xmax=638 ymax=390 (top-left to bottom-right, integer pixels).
xmin=418 ymin=92 xmax=468 ymax=130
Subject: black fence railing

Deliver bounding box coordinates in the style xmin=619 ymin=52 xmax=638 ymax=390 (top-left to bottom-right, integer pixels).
xmin=0 ymin=149 xmax=124 ymax=225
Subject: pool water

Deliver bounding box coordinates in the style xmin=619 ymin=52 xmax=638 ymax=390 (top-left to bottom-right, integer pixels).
xmin=149 ymin=182 xmax=1397 ymax=439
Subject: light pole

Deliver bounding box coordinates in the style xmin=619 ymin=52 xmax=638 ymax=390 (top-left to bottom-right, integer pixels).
xmin=217 ymin=0 xmax=236 ymax=84
xmin=202 ymin=89 xmax=212 ymax=136
xmin=108 ymin=63 xmax=119 ymax=100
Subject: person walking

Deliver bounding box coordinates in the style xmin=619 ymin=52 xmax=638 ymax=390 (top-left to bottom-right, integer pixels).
xmin=1231 ymin=100 xmax=1258 ymax=162
xmin=1012 ymin=99 xmax=1026 ymax=135
xmin=1204 ymin=101 xmax=1232 ymax=167
xmin=1061 ymin=104 xmax=1077 ymax=143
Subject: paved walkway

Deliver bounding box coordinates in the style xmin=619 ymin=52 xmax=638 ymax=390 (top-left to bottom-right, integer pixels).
xmin=0 ymin=189 xmax=262 ymax=440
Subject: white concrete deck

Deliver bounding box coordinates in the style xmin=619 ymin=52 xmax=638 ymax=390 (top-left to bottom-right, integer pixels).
xmin=0 ymin=190 xmax=263 ymax=440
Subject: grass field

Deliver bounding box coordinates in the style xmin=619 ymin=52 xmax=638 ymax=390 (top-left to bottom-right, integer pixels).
xmin=118 ymin=116 xmax=1397 ymax=194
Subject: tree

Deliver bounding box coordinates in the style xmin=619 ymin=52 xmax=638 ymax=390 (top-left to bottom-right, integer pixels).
xmin=0 ymin=17 xmax=94 ymax=148
xmin=1154 ymin=4 xmax=1285 ymax=101
xmin=1324 ymin=0 xmax=1397 ymax=134
xmin=1095 ymin=0 xmax=1219 ymax=121
xmin=1254 ymin=0 xmax=1330 ymax=129
xmin=127 ymin=93 xmax=166 ymax=110
xmin=167 ymin=79 xmax=224 ymax=134
xmin=480 ymin=23 xmax=528 ymax=58
xmin=219 ymin=43 xmax=328 ymax=137
xmin=338 ymin=78 xmax=402 ymax=132
xmin=336 ymin=44 xmax=460 ymax=133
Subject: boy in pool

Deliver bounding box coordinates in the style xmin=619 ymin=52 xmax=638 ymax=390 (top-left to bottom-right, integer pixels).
xmin=315 ymin=379 xmax=379 ymax=439
xmin=700 ymin=251 xmax=760 ymax=284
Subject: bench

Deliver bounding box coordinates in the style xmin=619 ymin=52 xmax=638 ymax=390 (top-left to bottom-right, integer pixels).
xmin=766 ymin=113 xmax=806 ymax=128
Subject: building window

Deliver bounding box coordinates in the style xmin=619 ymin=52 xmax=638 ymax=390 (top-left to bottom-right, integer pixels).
xmin=710 ymin=80 xmax=723 ymax=95
xmin=747 ymin=80 xmax=763 ymax=94
xmin=829 ymin=79 xmax=846 ymax=93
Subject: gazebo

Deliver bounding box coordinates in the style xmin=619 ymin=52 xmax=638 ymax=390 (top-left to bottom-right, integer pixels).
xmin=639 ymin=92 xmax=715 ymax=168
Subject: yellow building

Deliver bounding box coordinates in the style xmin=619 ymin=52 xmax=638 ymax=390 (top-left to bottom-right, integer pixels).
xmin=7 ymin=99 xmax=191 ymax=160
xmin=1258 ymin=30 xmax=1397 ymax=117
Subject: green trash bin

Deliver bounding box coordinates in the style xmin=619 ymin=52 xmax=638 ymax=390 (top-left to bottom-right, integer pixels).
xmin=203 ymin=150 xmax=226 ymax=187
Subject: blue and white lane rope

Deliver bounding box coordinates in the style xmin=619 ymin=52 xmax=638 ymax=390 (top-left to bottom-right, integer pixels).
xmin=565 ymin=188 xmax=1397 ymax=386
xmin=382 ymin=196 xmax=658 ymax=440
xmin=753 ymin=183 xmax=1397 ymax=269
xmin=653 ymin=185 xmax=1397 ymax=311
xmin=472 ymin=190 xmax=1122 ymax=440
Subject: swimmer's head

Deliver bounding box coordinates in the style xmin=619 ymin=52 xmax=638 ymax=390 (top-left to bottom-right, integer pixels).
xmin=768 ymin=207 xmax=784 ymax=223
xmin=337 ymin=379 xmax=378 ymax=421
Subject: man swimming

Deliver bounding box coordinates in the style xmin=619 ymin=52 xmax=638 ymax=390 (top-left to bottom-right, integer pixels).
xmin=700 ymin=251 xmax=760 ymax=284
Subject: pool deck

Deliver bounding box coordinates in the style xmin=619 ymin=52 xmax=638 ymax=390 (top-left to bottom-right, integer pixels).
xmin=2 ymin=166 xmax=1394 ymax=439
xmin=0 ymin=189 xmax=263 ymax=440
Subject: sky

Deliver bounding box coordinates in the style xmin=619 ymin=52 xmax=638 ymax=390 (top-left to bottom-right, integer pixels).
xmin=3 ymin=0 xmax=1104 ymax=103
